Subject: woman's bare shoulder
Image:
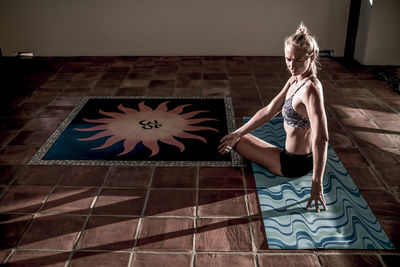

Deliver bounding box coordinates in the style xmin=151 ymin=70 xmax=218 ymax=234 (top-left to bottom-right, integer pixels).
xmin=282 ymin=76 xmax=297 ymax=93
xmin=305 ymin=77 xmax=323 ymax=95
xmin=287 ymin=75 xmax=297 ymax=85
xmin=301 ymin=78 xmax=325 ymax=107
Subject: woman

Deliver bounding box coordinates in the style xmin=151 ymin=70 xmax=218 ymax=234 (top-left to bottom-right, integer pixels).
xmin=219 ymin=23 xmax=329 ymax=212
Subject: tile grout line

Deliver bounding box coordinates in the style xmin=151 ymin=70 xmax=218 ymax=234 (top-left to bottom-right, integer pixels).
xmin=241 ymin=167 xmax=260 ymax=267
xmin=200 ymin=59 xmax=204 ymax=97
xmin=64 ymin=166 xmax=112 ymax=267
xmin=3 ymin=165 xmax=70 ymax=264
xmin=0 ymin=212 xmax=270 ymax=219
xmin=3 ymin=247 xmax=15 ymax=265
xmin=225 ymin=58 xmax=233 ymax=100
xmin=355 ymin=101 xmax=399 ymax=150
xmin=0 ymin=164 xmax=28 ymax=199
xmin=192 ymin=166 xmax=200 ymax=267
xmin=251 ymin=67 xmax=266 ymax=108
xmin=128 ymin=166 xmax=155 ymax=267
xmin=314 ymin=250 xmax=324 ymax=267
xmin=377 ymin=253 xmax=388 ymax=267
xmin=316 ymin=250 xmax=393 ymax=256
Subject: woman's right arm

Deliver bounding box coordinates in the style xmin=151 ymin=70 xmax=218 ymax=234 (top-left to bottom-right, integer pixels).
xmin=219 ymin=78 xmax=293 ymax=152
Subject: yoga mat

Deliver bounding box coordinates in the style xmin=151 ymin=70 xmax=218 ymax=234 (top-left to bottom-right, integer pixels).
xmin=246 ymin=117 xmax=394 ymax=249
xmin=28 ymin=96 xmax=242 ymax=167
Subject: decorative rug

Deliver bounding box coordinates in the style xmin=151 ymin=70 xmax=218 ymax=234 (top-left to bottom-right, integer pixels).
xmin=29 ymin=96 xmax=242 ymax=167
xmin=246 ymin=117 xmax=394 ymax=249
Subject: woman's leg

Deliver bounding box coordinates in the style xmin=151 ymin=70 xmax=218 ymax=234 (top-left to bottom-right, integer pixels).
xmin=235 ymin=133 xmax=283 ymax=176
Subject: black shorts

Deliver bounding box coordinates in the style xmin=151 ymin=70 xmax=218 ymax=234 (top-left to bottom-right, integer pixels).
xmin=280 ymin=149 xmax=313 ymax=178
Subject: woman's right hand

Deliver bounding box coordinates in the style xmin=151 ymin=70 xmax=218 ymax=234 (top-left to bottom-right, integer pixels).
xmin=218 ymin=132 xmax=241 ymax=154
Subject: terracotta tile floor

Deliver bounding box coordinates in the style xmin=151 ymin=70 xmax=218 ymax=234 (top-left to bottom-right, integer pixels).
xmin=0 ymin=56 xmax=399 ymax=266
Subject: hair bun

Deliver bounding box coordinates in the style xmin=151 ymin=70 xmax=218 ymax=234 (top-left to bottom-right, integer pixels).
xmin=296 ymin=22 xmax=308 ymax=35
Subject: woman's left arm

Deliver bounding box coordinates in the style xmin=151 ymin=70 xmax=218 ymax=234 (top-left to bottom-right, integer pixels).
xmin=304 ymin=82 xmax=329 ymax=212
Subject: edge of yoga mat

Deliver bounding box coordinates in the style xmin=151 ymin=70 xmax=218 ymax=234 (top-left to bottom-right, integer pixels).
xmin=245 ymin=117 xmax=394 ymax=249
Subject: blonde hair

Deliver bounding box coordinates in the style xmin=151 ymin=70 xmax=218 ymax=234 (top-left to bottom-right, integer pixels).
xmin=285 ymin=22 xmax=320 ymax=74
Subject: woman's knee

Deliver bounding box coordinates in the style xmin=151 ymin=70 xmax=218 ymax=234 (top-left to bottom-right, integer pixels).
xmin=234 ymin=134 xmax=283 ymax=176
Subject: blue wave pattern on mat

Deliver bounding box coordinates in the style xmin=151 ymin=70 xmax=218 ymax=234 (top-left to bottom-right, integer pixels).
xmin=244 ymin=117 xmax=394 ymax=249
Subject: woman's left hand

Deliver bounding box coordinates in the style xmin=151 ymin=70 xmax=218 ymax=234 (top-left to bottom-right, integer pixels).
xmin=218 ymin=132 xmax=240 ymax=154
xmin=306 ymin=180 xmax=327 ymax=212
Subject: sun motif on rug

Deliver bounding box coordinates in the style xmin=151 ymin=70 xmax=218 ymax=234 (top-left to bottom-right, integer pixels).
xmin=74 ymin=101 xmax=219 ymax=157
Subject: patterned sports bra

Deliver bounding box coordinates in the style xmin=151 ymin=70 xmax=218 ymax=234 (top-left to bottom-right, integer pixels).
xmin=282 ymin=78 xmax=311 ymax=130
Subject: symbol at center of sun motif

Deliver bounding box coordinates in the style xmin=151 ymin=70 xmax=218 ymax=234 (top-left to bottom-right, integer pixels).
xmin=74 ymin=101 xmax=219 ymax=157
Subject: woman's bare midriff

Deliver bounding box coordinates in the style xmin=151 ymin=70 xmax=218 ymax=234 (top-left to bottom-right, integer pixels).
xmin=283 ymin=122 xmax=312 ymax=154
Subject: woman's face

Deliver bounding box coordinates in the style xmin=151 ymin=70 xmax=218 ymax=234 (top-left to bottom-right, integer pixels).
xmin=284 ymin=44 xmax=312 ymax=76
